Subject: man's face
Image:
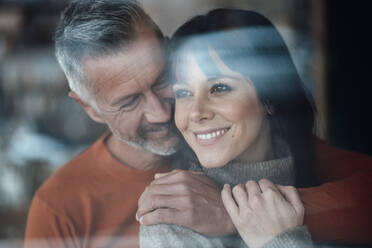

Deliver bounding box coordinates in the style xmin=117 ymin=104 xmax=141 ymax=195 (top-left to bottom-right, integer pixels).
xmin=84 ymin=25 xmax=179 ymax=155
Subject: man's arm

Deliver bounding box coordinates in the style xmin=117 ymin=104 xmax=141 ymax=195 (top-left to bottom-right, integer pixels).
xmin=299 ymin=139 xmax=372 ymax=244
xmin=137 ymin=141 xmax=372 ymax=244
xmin=25 ymin=194 xmax=78 ymax=248
xmin=299 ymin=172 xmax=372 ymax=244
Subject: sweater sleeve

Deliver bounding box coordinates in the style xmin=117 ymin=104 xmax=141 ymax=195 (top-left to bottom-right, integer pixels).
xmin=140 ymin=224 xmax=313 ymax=248
xmin=140 ymin=223 xmax=250 ymax=248
xmin=140 ymin=224 xmax=225 ymax=248
xmin=299 ymin=139 xmax=372 ymax=244
xmin=24 ymin=194 xmax=79 ymax=248
xmin=263 ymin=226 xmax=312 ymax=248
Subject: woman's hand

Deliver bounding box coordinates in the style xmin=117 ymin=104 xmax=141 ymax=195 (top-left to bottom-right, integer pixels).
xmin=221 ymin=179 xmax=304 ymax=248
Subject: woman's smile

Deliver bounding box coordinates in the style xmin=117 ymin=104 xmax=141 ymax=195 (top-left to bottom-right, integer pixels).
xmin=193 ymin=127 xmax=231 ymax=145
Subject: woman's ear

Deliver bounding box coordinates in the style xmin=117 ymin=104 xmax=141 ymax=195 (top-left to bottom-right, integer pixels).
xmin=68 ymin=91 xmax=105 ymax=124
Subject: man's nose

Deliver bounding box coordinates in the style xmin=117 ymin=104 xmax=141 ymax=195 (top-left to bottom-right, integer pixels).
xmin=189 ymin=95 xmax=214 ymax=123
xmin=143 ymin=92 xmax=171 ymax=123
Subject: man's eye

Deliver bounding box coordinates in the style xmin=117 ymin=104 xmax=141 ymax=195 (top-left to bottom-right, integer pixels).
xmin=120 ymin=95 xmax=140 ymax=111
xmin=174 ymin=89 xmax=192 ymax=99
xmin=210 ymin=83 xmax=232 ymax=94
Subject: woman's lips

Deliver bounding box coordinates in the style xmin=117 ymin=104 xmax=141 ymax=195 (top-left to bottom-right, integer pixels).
xmin=193 ymin=127 xmax=230 ymax=146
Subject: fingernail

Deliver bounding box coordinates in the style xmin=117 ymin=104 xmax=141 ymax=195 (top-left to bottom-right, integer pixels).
xmin=154 ymin=173 xmax=165 ymax=179
xmin=139 ymin=216 xmax=144 ymax=225
xmin=135 ymin=213 xmax=139 ymax=221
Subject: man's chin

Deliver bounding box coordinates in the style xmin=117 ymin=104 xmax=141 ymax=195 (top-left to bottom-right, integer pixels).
xmin=143 ymin=135 xmax=180 ymax=156
xmin=144 ymin=145 xmax=178 ymax=156
xmin=119 ymin=134 xmax=180 ymax=156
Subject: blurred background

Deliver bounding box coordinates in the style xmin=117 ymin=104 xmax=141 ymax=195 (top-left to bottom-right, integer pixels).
xmin=0 ymin=0 xmax=371 ymax=246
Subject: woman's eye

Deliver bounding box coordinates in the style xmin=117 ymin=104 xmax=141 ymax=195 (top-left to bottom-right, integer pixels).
xmin=210 ymin=83 xmax=232 ymax=94
xmin=174 ymin=89 xmax=192 ymax=99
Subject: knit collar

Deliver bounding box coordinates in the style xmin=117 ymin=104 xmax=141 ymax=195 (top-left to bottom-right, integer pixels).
xmin=190 ymin=155 xmax=294 ymax=188
xmin=184 ymin=134 xmax=295 ymax=188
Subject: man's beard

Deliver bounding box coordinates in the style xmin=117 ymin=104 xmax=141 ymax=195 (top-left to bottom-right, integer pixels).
xmin=110 ymin=121 xmax=180 ymax=156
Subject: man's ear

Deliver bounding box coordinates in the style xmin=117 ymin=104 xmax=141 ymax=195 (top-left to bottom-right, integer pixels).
xmin=68 ymin=91 xmax=105 ymax=124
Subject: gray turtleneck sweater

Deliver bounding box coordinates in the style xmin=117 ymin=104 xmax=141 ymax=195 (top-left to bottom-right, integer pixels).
xmin=139 ymin=154 xmax=312 ymax=248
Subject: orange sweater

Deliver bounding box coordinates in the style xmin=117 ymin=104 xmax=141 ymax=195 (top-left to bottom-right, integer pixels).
xmin=25 ymin=135 xmax=372 ymax=247
xmin=24 ymin=134 xmax=170 ymax=248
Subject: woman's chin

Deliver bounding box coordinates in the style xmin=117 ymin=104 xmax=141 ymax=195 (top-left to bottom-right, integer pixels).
xmin=198 ymin=156 xmax=228 ymax=169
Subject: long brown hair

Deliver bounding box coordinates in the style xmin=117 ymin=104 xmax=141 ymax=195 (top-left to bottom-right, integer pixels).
xmin=169 ymin=8 xmax=318 ymax=187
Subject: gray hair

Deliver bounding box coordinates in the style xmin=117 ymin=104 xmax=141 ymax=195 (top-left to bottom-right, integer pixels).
xmin=55 ymin=0 xmax=163 ymax=107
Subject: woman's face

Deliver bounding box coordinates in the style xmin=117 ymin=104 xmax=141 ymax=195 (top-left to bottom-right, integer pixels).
xmin=173 ymin=46 xmax=272 ymax=168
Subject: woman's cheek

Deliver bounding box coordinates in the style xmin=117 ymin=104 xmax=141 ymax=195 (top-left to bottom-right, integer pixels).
xmin=174 ymin=101 xmax=188 ymax=132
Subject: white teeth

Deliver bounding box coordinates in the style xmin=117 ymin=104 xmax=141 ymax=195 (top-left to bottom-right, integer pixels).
xmin=196 ymin=129 xmax=228 ymax=140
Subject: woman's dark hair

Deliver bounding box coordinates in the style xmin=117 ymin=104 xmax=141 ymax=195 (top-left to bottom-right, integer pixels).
xmin=169 ymin=8 xmax=318 ymax=187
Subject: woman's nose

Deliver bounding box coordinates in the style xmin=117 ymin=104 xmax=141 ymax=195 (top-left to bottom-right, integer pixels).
xmin=189 ymin=96 xmax=214 ymax=123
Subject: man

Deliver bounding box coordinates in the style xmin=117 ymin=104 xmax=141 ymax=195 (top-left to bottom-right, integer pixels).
xmin=26 ymin=1 xmax=234 ymax=247
xmin=25 ymin=1 xmax=182 ymax=247
xmin=25 ymin=0 xmax=372 ymax=247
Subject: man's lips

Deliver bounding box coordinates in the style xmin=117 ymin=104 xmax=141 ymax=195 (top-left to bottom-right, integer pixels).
xmin=141 ymin=122 xmax=171 ymax=132
xmin=147 ymin=125 xmax=169 ymax=132
xmin=142 ymin=123 xmax=173 ymax=138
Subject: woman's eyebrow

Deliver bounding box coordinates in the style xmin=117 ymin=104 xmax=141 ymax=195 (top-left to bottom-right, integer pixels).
xmin=172 ymin=81 xmax=187 ymax=86
xmin=208 ymin=75 xmax=239 ymax=82
xmin=172 ymin=76 xmax=240 ymax=86
xmin=207 ymin=76 xmax=222 ymax=82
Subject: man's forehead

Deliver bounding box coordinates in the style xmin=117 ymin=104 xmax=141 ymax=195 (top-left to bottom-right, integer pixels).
xmin=85 ymin=34 xmax=164 ymax=80
xmin=83 ymin=35 xmax=165 ymax=104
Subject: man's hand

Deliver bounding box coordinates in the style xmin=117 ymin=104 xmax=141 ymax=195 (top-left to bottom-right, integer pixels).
xmin=136 ymin=169 xmax=237 ymax=236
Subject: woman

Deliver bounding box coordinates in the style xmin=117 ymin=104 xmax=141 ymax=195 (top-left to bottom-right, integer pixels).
xmin=141 ymin=8 xmax=315 ymax=247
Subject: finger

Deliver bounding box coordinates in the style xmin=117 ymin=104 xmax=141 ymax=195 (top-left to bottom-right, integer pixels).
xmin=245 ymin=180 xmax=262 ymax=197
xmin=153 ymin=169 xmax=183 ymax=180
xmin=137 ymin=194 xmax=183 ymax=217
xmin=137 ymin=183 xmax=193 ymax=216
xmin=152 ymin=170 xmax=216 ymax=188
xmin=190 ymin=171 xmax=204 ymax=175
xmin=154 ymin=173 xmax=168 ymax=179
xmin=140 ymin=208 xmax=180 ymax=226
xmin=191 ymin=173 xmax=218 ymax=188
xmin=258 ymin=179 xmax=280 ymax=193
xmin=154 ymin=169 xmax=198 ymax=179
xmin=179 ymin=170 xmax=217 ymax=188
xmin=231 ymin=184 xmax=249 ymax=209
xmin=145 ymin=181 xmax=193 ymax=195
xmin=152 ymin=170 xmax=193 ymax=185
xmin=221 ymin=184 xmax=238 ymax=217
xmin=277 ymin=185 xmax=304 ymax=215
